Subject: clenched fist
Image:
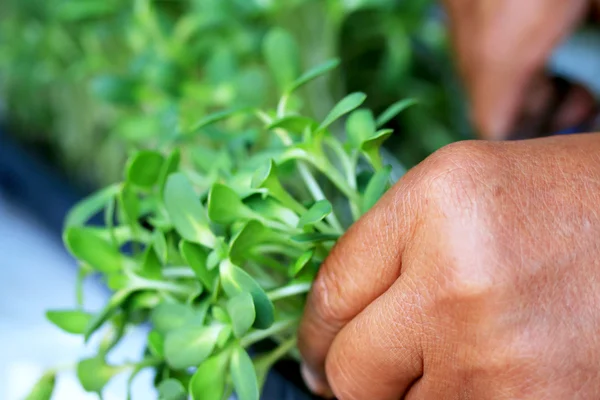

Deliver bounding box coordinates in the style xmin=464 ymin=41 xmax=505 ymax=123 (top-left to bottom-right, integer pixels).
xmin=299 ymin=134 xmax=600 ymax=399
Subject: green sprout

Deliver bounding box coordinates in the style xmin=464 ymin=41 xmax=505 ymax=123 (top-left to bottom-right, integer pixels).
xmin=27 ymin=60 xmax=415 ymax=400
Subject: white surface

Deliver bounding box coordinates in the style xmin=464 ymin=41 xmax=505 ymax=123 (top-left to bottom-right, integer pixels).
xmin=0 ymin=193 xmax=156 ymax=399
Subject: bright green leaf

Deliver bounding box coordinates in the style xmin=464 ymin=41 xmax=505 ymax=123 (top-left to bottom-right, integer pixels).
xmin=297 ymin=200 xmax=332 ymax=229
xmin=290 ymin=250 xmax=314 ymax=278
xmin=25 ymin=371 xmax=55 ymax=400
xmin=220 ymin=259 xmax=274 ymax=329
xmin=226 ymin=292 xmax=256 ymax=338
xmin=65 ymin=184 xmax=120 ymax=227
xmin=153 ymin=230 xmax=168 ymax=263
xmin=346 ymin=109 xmax=376 ymax=149
xmin=151 ymin=302 xmax=196 ymax=335
xmin=207 ymin=183 xmax=258 ymax=224
xmin=375 ymin=98 xmax=418 ymax=127
xmin=46 ymin=310 xmax=92 ymax=335
xmin=229 ymin=220 xmax=281 ymax=266
xmin=263 ymin=28 xmax=300 ymax=90
xmin=266 ymin=115 xmax=317 ymax=133
xmin=287 ymin=59 xmax=340 ymax=94
xmin=64 ymin=227 xmax=126 ymax=273
xmin=158 ymin=379 xmax=187 ymax=400
xmin=158 ymin=149 xmax=181 ymax=197
xmin=318 ymin=92 xmax=367 ymax=132
xmin=148 ymin=330 xmax=164 ymax=358
xmin=251 ymin=161 xmax=305 ymax=215
xmin=164 ymin=324 xmax=223 ymax=369
xmin=140 ymin=245 xmax=163 ymax=280
xmin=188 ymin=107 xmax=251 ymax=135
xmin=164 ymin=173 xmax=216 ymax=247
xmin=362 ymin=166 xmax=392 ymax=213
xmin=77 ymin=356 xmax=122 ymax=393
xmin=180 ymin=241 xmax=218 ymax=291
xmin=189 ymin=352 xmax=229 ymax=400
xmin=361 ymin=129 xmax=394 ymax=169
xmin=230 ymin=346 xmax=259 ymax=400
xmin=126 ymin=150 xmax=164 ymax=189
xmin=85 ymin=288 xmax=135 ymax=340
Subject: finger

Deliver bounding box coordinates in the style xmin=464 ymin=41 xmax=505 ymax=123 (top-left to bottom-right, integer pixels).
xmin=324 ymin=276 xmax=424 ymax=400
xmin=446 ymin=0 xmax=588 ymax=139
xmin=298 ymin=170 xmax=424 ymax=396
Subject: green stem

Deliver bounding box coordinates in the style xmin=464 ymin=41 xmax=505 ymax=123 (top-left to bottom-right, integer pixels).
xmin=267 ymin=282 xmax=311 ymax=301
xmin=261 ymin=336 xmax=298 ymax=368
xmin=240 ymin=318 xmax=298 ymax=348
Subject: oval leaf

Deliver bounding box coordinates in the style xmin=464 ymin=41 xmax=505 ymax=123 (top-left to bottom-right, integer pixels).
xmin=297 ymin=200 xmax=332 ymax=229
xmin=46 ymin=310 xmax=92 ymax=335
xmin=263 ymin=27 xmax=300 ymax=90
xmin=126 ymin=150 xmax=164 ymax=189
xmin=189 ymin=352 xmax=229 ymax=400
xmin=180 ymin=241 xmax=218 ymax=291
xmin=346 ymin=109 xmax=376 ymax=149
xmin=226 ymin=292 xmax=256 ymax=338
xmin=207 ymin=184 xmax=257 ymax=224
xmin=230 ymin=346 xmax=259 ymax=400
xmin=220 ymin=260 xmax=274 ymax=329
xmin=290 ymin=250 xmax=314 ymax=278
xmin=164 ymin=325 xmax=223 ymax=369
xmin=318 ymin=92 xmax=367 ymax=132
xmin=64 ymin=227 xmax=125 ymax=273
xmin=164 ymin=173 xmax=216 ymax=247
xmin=158 ymin=379 xmax=187 ymax=400
xmin=150 ymin=302 xmax=196 ymax=335
xmin=77 ymin=356 xmax=121 ymax=393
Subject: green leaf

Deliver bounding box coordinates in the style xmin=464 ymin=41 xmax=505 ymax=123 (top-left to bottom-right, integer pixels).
xmin=287 ymin=59 xmax=340 ymax=94
xmin=180 ymin=241 xmax=218 ymax=291
xmin=207 ymin=184 xmax=258 ymax=224
xmin=126 ymin=150 xmax=164 ymax=189
xmin=158 ymin=149 xmax=181 ymax=196
xmin=64 ymin=227 xmax=126 ymax=273
xmin=346 ymin=109 xmax=376 ymax=149
xmin=77 ymin=356 xmax=122 ymax=393
xmin=151 ymin=302 xmax=197 ymax=335
xmin=148 ymin=330 xmax=165 ymax=358
xmin=140 ymin=245 xmax=163 ymax=280
xmin=362 ymin=166 xmax=392 ymax=213
xmin=153 ymin=230 xmax=168 ymax=263
xmin=164 ymin=324 xmax=223 ymax=369
xmin=164 ymin=173 xmax=216 ymax=247
xmin=291 ymin=233 xmax=340 ymax=243
xmin=290 ymin=250 xmax=314 ymax=278
xmin=25 ymin=371 xmax=55 ymax=400
xmin=46 ymin=310 xmax=92 ymax=335
xmin=220 ymin=259 xmax=274 ymax=329
xmin=189 ymin=352 xmax=229 ymax=400
xmin=158 ymin=379 xmax=187 ymax=400
xmin=263 ymin=28 xmax=300 ymax=90
xmin=297 ymin=200 xmax=332 ymax=229
xmin=118 ymin=184 xmax=140 ymax=230
xmin=251 ymin=161 xmax=305 ymax=215
xmin=318 ymin=92 xmax=367 ymax=132
xmin=226 ymin=292 xmax=256 ymax=338
xmin=85 ymin=288 xmax=135 ymax=340
xmin=188 ymin=107 xmax=251 ymax=134
xmin=267 ymin=115 xmax=317 ymax=133
xmin=375 ymin=98 xmax=418 ymax=127
xmin=361 ymin=129 xmax=394 ymax=169
xmin=229 ymin=220 xmax=281 ymax=266
xmin=230 ymin=346 xmax=259 ymax=400
xmin=65 ymin=184 xmax=120 ymax=227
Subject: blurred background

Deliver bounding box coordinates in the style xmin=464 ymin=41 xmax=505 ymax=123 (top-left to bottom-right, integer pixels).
xmin=0 ymin=0 xmax=598 ymax=398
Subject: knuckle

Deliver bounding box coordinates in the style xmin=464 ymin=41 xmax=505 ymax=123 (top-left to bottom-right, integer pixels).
xmin=310 ymin=252 xmax=350 ymax=329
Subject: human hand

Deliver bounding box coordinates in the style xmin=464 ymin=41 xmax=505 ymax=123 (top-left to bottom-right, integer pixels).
xmin=299 ymin=134 xmax=600 ymax=399
xmin=444 ymin=0 xmax=597 ymax=139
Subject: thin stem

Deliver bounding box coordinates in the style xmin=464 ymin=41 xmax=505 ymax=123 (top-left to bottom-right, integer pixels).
xmin=130 ymin=275 xmax=194 ymax=296
xmin=277 ymin=93 xmax=290 ymax=118
xmin=162 ymin=267 xmax=196 ymax=279
xmin=267 ymin=282 xmax=312 ymax=301
xmin=240 ymin=318 xmax=298 ymax=348
xmin=261 ymin=336 xmax=298 ymax=368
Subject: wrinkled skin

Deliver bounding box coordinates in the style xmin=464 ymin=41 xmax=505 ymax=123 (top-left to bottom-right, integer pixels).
xmin=445 ymin=0 xmax=598 ymax=139
xmin=299 ymin=135 xmax=600 ymax=399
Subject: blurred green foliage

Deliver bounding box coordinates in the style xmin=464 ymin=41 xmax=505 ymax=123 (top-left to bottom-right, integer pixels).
xmin=0 ymin=0 xmax=469 ymax=186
